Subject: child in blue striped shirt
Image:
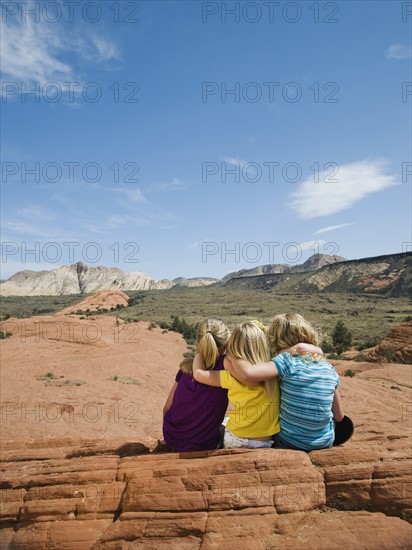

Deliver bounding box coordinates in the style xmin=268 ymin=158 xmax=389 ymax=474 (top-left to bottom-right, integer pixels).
xmin=227 ymin=313 xmax=344 ymax=451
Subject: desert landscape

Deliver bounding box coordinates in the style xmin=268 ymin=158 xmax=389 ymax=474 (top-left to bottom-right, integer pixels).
xmin=1 ymin=284 xmax=411 ymax=549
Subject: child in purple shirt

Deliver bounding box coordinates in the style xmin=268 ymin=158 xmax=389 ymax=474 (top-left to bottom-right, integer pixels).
xmin=162 ymin=318 xmax=230 ymax=452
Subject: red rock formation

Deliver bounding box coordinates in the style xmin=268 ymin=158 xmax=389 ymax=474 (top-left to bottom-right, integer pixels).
xmin=1 ymin=315 xmax=411 ymax=548
xmin=1 ymin=440 xmax=411 ymax=549
xmin=355 ymin=321 xmax=412 ymax=364
xmin=57 ymin=290 xmax=130 ymax=315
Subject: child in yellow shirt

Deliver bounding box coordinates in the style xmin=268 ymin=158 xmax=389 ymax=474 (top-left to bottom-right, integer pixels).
xmin=193 ymin=321 xmax=280 ymax=448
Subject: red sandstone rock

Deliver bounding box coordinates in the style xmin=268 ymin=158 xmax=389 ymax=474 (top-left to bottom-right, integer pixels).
xmin=1 ymin=313 xmax=411 ymax=549
xmin=57 ymin=290 xmax=130 ymax=315
xmin=353 ymin=321 xmax=412 ymax=364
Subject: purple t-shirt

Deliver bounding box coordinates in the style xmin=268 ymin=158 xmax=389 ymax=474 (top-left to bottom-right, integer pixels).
xmin=163 ymin=354 xmax=228 ymax=452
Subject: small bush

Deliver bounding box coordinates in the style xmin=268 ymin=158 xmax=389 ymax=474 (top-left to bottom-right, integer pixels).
xmin=380 ymin=344 xmax=397 ymax=363
xmin=159 ymin=316 xmax=198 ymax=344
xmin=403 ymin=315 xmax=412 ymax=322
xmin=320 ymin=339 xmax=335 ymax=354
xmin=0 ymin=331 xmax=12 ymax=339
xmin=332 ymin=321 xmax=352 ymax=355
xmin=354 ymin=354 xmax=368 ymax=362
xmin=148 ymin=321 xmax=157 ymax=331
xmin=356 ymin=337 xmax=380 ymax=351
xmin=344 ymin=369 xmax=355 ymax=377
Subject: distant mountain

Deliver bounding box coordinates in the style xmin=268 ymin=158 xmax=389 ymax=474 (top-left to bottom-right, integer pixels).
xmin=0 ymin=262 xmax=219 ymax=296
xmin=1 ymin=253 xmax=410 ymax=296
xmin=224 ymin=252 xmax=412 ymax=297
xmin=222 ymin=253 xmax=346 ymax=281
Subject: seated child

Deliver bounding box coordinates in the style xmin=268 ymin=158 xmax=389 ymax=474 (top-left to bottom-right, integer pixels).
xmin=162 ymin=318 xmax=230 ymax=452
xmin=193 ymin=321 xmax=281 ymax=449
xmin=228 ymin=313 xmax=344 ymax=451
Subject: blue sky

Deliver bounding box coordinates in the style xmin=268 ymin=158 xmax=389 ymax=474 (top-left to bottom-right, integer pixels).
xmin=1 ymin=0 xmax=411 ymax=281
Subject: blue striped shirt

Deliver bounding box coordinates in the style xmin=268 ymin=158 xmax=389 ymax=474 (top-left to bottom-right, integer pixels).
xmin=273 ymin=352 xmax=340 ymax=451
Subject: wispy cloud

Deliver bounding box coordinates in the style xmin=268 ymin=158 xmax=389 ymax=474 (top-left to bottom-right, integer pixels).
xmin=385 ymin=43 xmax=412 ymax=60
xmin=2 ymin=220 xmax=62 ymax=239
xmin=1 ymin=17 xmax=118 ymax=87
xmin=221 ymin=156 xmax=249 ymax=168
xmin=189 ymin=239 xmax=211 ymax=249
xmin=108 ymin=212 xmax=181 ymax=230
xmin=289 ymin=160 xmax=397 ymax=219
xmin=148 ymin=177 xmax=185 ymax=193
xmin=298 ymin=240 xmax=326 ymax=252
xmin=314 ymin=223 xmax=354 ymax=235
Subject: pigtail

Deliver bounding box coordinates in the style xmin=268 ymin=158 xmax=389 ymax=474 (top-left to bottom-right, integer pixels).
xmin=179 ymin=318 xmax=230 ymax=374
xmin=197 ymin=331 xmax=219 ymax=370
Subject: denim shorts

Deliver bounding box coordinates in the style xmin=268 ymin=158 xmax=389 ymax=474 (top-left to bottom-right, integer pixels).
xmin=224 ymin=429 xmax=273 ymax=449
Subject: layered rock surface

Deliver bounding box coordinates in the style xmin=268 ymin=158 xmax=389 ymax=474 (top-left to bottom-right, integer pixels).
xmin=1 ymin=315 xmax=411 ymax=548
xmin=353 ymin=321 xmax=412 ymax=365
xmin=57 ymin=290 xmax=130 ymax=315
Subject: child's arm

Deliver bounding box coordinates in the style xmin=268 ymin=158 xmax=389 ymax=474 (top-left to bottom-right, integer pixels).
xmin=332 ymin=388 xmax=344 ymax=422
xmin=192 ymin=353 xmax=222 ymax=387
xmin=224 ymin=356 xmax=260 ymax=386
xmin=285 ymin=343 xmax=323 ymax=355
xmin=163 ymin=382 xmax=177 ymax=416
xmin=226 ymin=356 xmax=278 ymax=385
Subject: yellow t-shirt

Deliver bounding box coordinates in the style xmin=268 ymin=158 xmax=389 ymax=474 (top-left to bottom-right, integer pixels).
xmin=220 ymin=370 xmax=280 ymax=438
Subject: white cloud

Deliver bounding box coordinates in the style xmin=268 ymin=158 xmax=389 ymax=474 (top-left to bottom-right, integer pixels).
xmin=189 ymin=239 xmax=211 ymax=249
xmin=148 ymin=177 xmax=185 ymax=193
xmin=0 ymin=17 xmax=118 ymax=87
xmin=221 ymin=156 xmax=249 ymax=168
xmin=314 ymin=223 xmax=354 ymax=235
xmin=298 ymin=240 xmax=326 ymax=252
xmin=107 ymin=212 xmax=181 ymax=230
xmin=1 ymin=18 xmax=72 ymax=85
xmin=289 ymin=160 xmax=397 ymax=219
xmin=2 ymin=220 xmax=62 ymax=239
xmin=116 ymin=187 xmax=146 ymax=204
xmin=386 ymin=44 xmax=412 ymax=60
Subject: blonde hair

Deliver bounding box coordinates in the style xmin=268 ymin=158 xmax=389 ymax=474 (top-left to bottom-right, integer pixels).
xmin=227 ymin=321 xmax=275 ymax=399
xmin=179 ymin=318 xmax=230 ymax=374
xmin=268 ymin=313 xmax=319 ymax=356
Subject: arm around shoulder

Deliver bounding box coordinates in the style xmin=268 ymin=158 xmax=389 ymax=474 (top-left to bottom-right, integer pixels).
xmin=227 ymin=357 xmax=278 ymax=384
xmin=192 ymin=353 xmax=222 ymax=387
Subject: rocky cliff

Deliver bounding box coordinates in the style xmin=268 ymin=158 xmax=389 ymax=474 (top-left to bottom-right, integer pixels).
xmin=225 ymin=252 xmax=411 ymax=296
xmin=222 ymin=253 xmax=346 ymax=282
xmin=0 ymin=263 xmax=219 ymax=297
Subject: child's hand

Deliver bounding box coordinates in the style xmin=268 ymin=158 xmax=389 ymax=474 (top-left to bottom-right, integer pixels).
xmin=287 ymin=343 xmax=323 ymax=356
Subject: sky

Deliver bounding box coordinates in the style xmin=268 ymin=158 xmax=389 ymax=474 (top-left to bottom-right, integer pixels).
xmin=1 ymin=0 xmax=411 ymax=281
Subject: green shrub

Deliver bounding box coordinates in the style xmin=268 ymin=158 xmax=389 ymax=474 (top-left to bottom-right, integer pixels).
xmin=158 ymin=316 xmax=198 ymax=344
xmin=356 ymin=337 xmax=380 ymax=351
xmin=344 ymin=369 xmax=355 ymax=377
xmin=332 ymin=321 xmax=352 ymax=355
xmin=403 ymin=315 xmax=412 ymax=322
xmin=327 ymin=353 xmax=342 ymax=360
xmin=380 ymin=344 xmax=397 ymax=363
xmin=0 ymin=331 xmax=12 ymax=339
xmin=320 ymin=339 xmax=335 ymax=354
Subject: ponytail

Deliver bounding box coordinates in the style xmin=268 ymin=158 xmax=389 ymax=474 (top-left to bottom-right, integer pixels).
xmin=197 ymin=331 xmax=219 ymax=370
xmin=179 ymin=318 xmax=230 ymax=374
